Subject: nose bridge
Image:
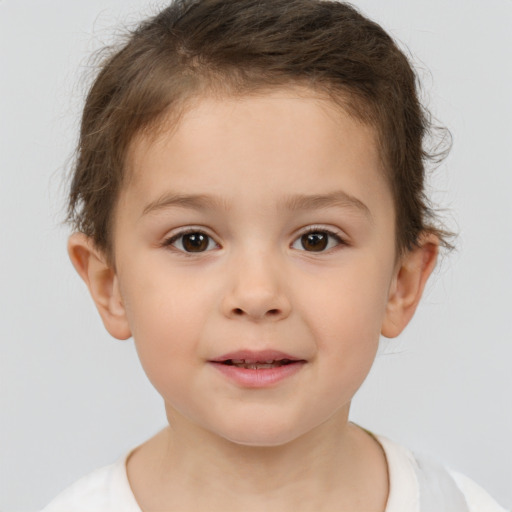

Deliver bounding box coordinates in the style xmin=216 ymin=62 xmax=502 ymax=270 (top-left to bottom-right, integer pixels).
xmin=222 ymin=242 xmax=291 ymax=321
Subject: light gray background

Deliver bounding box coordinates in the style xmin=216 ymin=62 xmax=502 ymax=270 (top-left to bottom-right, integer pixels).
xmin=1 ymin=1 xmax=511 ymax=510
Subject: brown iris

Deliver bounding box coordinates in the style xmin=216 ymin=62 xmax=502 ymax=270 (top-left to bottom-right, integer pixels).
xmin=182 ymin=233 xmax=209 ymax=252
xmin=301 ymin=232 xmax=328 ymax=251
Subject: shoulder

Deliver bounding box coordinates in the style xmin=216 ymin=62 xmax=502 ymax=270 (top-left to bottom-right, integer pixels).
xmin=41 ymin=453 xmax=140 ymax=512
xmin=375 ymin=434 xmax=507 ymax=512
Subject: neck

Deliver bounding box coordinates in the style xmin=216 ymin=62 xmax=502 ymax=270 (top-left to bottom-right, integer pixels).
xmin=127 ymin=409 xmax=388 ymax=512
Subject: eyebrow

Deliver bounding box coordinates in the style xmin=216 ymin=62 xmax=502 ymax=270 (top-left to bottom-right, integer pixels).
xmin=142 ymin=193 xmax=230 ymax=216
xmin=141 ymin=190 xmax=372 ymax=220
xmin=283 ymin=191 xmax=372 ymax=219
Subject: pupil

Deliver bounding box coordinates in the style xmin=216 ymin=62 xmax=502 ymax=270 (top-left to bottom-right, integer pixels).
xmin=302 ymin=232 xmax=327 ymax=251
xmin=183 ymin=233 xmax=208 ymax=252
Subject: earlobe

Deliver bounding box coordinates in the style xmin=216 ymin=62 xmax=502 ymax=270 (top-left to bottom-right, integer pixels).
xmin=381 ymin=234 xmax=439 ymax=338
xmin=67 ymin=233 xmax=132 ymax=340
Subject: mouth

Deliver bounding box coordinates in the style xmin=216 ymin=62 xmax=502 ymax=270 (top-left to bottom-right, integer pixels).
xmin=209 ymin=350 xmax=306 ymax=387
xmin=221 ymin=359 xmax=298 ymax=369
xmin=210 ymin=349 xmax=305 ymax=367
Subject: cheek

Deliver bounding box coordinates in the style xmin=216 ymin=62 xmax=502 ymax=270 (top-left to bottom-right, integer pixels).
xmin=119 ymin=268 xmax=213 ymax=389
xmin=298 ymin=255 xmax=394 ymax=391
xmin=305 ymin=259 xmax=392 ymax=343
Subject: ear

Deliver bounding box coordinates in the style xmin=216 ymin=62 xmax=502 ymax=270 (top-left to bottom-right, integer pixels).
xmin=67 ymin=233 xmax=132 ymax=340
xmin=381 ymin=234 xmax=439 ymax=338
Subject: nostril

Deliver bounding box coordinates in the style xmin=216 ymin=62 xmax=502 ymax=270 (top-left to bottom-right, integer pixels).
xmin=231 ymin=307 xmax=280 ymax=317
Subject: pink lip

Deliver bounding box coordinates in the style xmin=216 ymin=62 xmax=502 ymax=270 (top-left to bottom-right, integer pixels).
xmin=208 ymin=350 xmax=306 ymax=388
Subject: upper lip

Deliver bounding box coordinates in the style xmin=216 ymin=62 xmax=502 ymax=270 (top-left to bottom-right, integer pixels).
xmin=210 ymin=349 xmax=304 ymax=364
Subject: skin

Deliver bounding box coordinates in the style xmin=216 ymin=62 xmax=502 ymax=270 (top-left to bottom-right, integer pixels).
xmin=69 ymin=88 xmax=438 ymax=511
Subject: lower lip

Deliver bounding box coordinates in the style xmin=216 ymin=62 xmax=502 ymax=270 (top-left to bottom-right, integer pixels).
xmin=209 ymin=361 xmax=305 ymax=388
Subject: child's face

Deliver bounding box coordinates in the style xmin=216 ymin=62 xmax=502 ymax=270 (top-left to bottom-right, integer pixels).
xmin=77 ymin=89 xmax=431 ymax=446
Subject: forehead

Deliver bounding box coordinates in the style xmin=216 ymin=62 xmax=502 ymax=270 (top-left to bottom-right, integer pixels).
xmin=122 ymin=88 xmax=392 ymax=220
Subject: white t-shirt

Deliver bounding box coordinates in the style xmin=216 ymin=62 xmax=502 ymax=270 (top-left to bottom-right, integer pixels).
xmin=42 ymin=435 xmax=507 ymax=512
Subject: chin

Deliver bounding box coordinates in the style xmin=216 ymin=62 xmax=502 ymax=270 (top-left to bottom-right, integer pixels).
xmin=214 ymin=418 xmax=311 ymax=448
xmin=226 ymin=433 xmax=294 ymax=447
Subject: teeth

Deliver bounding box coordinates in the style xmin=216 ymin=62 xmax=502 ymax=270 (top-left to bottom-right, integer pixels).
xmin=227 ymin=359 xmax=286 ymax=369
xmin=229 ymin=359 xmax=279 ymax=364
xmin=240 ymin=362 xmax=279 ymax=369
xmin=221 ymin=358 xmax=296 ymax=369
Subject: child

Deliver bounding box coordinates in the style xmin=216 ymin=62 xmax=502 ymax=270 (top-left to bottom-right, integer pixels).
xmin=42 ymin=0 xmax=507 ymax=510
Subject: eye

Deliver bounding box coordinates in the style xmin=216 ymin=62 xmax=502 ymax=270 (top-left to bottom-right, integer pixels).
xmin=164 ymin=230 xmax=218 ymax=253
xmin=291 ymin=228 xmax=345 ymax=252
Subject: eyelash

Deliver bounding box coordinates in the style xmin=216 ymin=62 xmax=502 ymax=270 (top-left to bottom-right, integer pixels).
xmin=163 ymin=226 xmax=346 ymax=256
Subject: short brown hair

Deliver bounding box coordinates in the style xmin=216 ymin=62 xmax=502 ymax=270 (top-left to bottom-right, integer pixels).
xmin=68 ymin=0 xmax=452 ymax=259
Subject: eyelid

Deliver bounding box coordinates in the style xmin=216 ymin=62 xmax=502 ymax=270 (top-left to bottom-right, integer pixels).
xmin=163 ymin=227 xmax=220 ymax=255
xmin=161 ymin=224 xmax=347 ymax=255
xmin=291 ymin=225 xmax=347 ymax=252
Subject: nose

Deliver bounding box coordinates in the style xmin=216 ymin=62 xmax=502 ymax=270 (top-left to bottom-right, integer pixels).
xmin=221 ymin=249 xmax=292 ymax=322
